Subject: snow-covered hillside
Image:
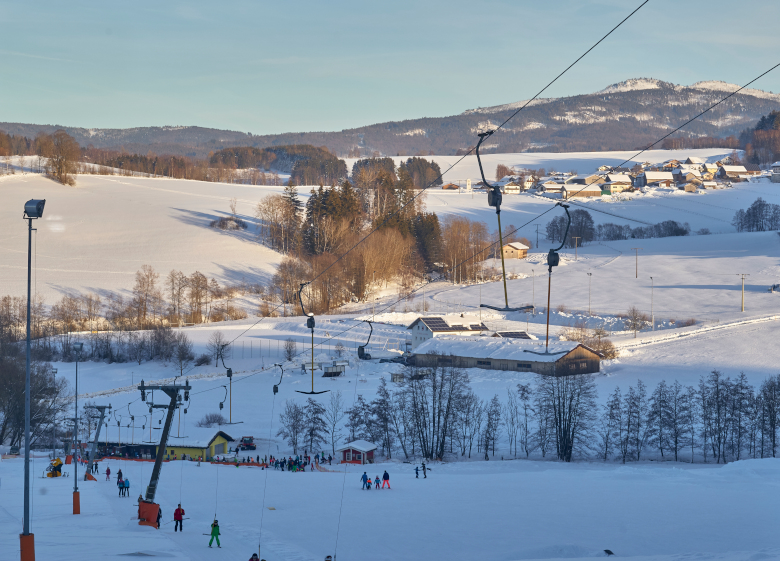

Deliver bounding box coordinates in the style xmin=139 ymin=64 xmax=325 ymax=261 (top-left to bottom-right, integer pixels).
xmin=0 ymin=147 xmax=744 ymax=302
xmin=3 ymin=150 xmax=780 ymax=561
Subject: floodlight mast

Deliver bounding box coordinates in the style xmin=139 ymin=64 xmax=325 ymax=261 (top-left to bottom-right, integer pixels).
xmin=21 ymin=199 xmax=45 ymax=561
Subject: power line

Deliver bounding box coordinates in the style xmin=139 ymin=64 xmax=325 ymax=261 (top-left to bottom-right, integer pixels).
xmin=300 ymin=0 xmax=650 ymax=288
xmin=560 ymin=60 xmax=780 ymax=202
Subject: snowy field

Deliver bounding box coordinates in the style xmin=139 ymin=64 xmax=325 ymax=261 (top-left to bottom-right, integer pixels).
xmin=0 ymin=147 xmax=753 ymax=303
xmin=1 ymin=454 xmax=779 ymax=561
xmin=3 ymin=148 xmax=780 ymax=560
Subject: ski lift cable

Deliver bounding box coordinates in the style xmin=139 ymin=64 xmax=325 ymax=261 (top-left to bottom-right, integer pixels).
xmin=601 ymin=60 xmax=780 ymax=176
xmin=258 ymin=383 xmax=278 ymax=560
xmin=164 ymin=2 xmax=649 ymax=368
xmin=333 ymin=353 xmax=362 ymax=559
xmin=186 ymin=207 xmax=562 ymax=400
xmin=284 ymin=0 xmax=649 ymax=291
xmin=562 ymin=60 xmax=780 ymax=202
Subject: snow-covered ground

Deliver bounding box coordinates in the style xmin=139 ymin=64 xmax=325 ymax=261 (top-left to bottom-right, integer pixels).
xmin=0 ymin=148 xmax=759 ymax=302
xmin=2 ymin=453 xmax=779 ymax=561
xmin=3 ymin=149 xmax=780 ymax=560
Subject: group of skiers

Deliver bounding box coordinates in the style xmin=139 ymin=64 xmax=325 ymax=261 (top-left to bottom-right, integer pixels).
xmin=115 ymin=469 xmax=131 ymax=496
xmin=415 ymin=462 xmax=428 ymax=478
xmin=269 ymin=451 xmax=330 ymax=472
xmin=360 ymin=470 xmax=391 ymax=489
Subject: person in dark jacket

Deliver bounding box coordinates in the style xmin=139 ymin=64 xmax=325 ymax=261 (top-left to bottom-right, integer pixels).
xmin=415 ymin=466 xmax=419 ymax=478
xmin=174 ymin=504 xmax=185 ymax=532
xmin=117 ymin=477 xmax=124 ymax=496
xmin=361 ymin=472 xmax=368 ymax=489
xmin=156 ymin=507 xmax=162 ymax=529
xmin=382 ymin=470 xmax=391 ymax=489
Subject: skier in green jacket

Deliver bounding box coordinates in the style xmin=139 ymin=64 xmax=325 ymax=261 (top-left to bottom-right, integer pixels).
xmin=209 ymin=520 xmax=221 ymax=548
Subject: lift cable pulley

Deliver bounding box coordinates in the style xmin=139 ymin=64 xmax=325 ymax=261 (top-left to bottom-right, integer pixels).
xmin=475 ymin=131 xmax=533 ymax=314
xmin=272 ymin=363 xmax=284 ymax=395
xmin=357 ymin=320 xmax=373 ymax=360
xmin=542 ymin=203 xmax=571 ymax=351
xmin=296 ymin=283 xmax=329 ymax=395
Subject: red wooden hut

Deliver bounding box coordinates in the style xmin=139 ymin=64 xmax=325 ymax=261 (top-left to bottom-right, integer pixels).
xmin=335 ymin=440 xmax=377 ymax=465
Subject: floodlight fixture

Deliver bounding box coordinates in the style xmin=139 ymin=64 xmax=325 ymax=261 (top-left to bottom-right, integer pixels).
xmin=73 ymin=342 xmax=84 ymax=353
xmin=23 ymin=199 xmax=46 ymax=219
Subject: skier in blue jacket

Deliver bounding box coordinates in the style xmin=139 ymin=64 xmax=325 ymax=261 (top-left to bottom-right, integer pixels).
xmin=360 ymin=472 xmax=368 ymax=489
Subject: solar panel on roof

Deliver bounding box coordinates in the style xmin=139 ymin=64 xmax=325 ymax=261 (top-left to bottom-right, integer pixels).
xmin=496 ymin=331 xmax=531 ymax=339
xmin=421 ymin=317 xmax=451 ymax=332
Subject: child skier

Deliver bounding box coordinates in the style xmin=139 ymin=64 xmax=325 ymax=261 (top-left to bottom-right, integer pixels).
xmin=374 ymin=476 xmax=380 ymax=489
xmin=366 ymin=476 xmax=372 ymax=488
xmin=105 ymin=466 xmax=111 ymax=481
xmin=415 ymin=466 xmax=419 ymax=478
xmin=209 ymin=520 xmax=221 ymax=548
xmin=124 ymin=477 xmax=130 ymax=497
xmin=117 ymin=476 xmax=124 ymax=496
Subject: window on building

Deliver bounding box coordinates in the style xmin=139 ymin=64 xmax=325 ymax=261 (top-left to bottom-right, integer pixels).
xmin=346 ymin=450 xmax=352 ymax=461
xmin=477 ymin=360 xmax=491 ymax=366
xmin=517 ymin=362 xmax=533 ymax=369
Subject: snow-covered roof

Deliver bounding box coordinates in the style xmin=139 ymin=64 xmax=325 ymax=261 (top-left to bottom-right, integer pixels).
xmin=413 ymin=336 xmax=584 ymax=363
xmin=408 ymin=317 xmax=488 ymax=333
xmin=642 ymin=171 xmax=674 ymax=181
xmin=606 ymin=173 xmax=632 ymax=183
xmin=336 ymin=440 xmax=377 ymax=453
xmin=505 ymin=241 xmax=529 ymax=250
xmin=686 ymin=156 xmax=706 ymax=164
xmin=562 ymin=184 xmax=602 ymax=192
xmin=720 ymin=165 xmax=746 ymax=173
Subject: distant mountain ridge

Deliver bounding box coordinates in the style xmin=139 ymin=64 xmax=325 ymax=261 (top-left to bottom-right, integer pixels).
xmin=1 ymin=78 xmax=777 ymax=158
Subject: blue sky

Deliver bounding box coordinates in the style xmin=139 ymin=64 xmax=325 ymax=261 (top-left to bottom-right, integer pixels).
xmin=1 ymin=0 xmax=778 ymax=135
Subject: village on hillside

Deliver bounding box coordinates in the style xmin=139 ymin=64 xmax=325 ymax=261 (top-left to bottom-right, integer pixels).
xmin=440 ymin=154 xmax=780 ymax=197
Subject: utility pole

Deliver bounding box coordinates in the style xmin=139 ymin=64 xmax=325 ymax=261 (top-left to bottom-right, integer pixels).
xmin=531 ymin=269 xmax=535 ymax=314
xmin=535 ymin=224 xmax=540 ymax=249
xmin=650 ymin=276 xmax=654 ymax=331
xmin=631 ymin=248 xmax=642 ymax=278
xmin=738 ymin=274 xmax=749 ymax=312
xmin=572 ymin=237 xmax=581 ymax=260
xmin=587 ymin=272 xmax=592 ymax=315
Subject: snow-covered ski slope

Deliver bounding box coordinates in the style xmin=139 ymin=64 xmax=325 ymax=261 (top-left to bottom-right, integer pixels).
xmin=1 ymin=453 xmax=778 ymax=561
xmin=3 ymin=147 xmax=780 ymax=560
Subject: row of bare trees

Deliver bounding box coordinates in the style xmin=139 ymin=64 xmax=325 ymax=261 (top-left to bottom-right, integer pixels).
xmin=307 ymin=360 xmax=780 ymax=464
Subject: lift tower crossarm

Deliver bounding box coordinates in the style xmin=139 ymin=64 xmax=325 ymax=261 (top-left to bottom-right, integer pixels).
xmin=84 ymin=404 xmax=110 ymax=480
xmin=138 ymin=380 xmax=190 ymax=503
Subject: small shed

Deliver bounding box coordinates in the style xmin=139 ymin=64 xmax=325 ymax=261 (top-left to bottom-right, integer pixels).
xmin=562 ymin=184 xmax=602 ymax=198
xmin=336 ymin=440 xmax=377 ymax=464
xmin=502 ymin=241 xmax=529 ymax=259
xmin=155 ymin=430 xmax=234 ymax=460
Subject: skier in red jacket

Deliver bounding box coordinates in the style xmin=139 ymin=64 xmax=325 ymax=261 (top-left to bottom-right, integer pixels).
xmin=174 ymin=504 xmax=185 ymax=532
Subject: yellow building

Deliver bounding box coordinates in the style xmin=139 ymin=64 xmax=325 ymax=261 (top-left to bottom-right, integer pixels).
xmin=156 ymin=431 xmax=234 ymax=460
